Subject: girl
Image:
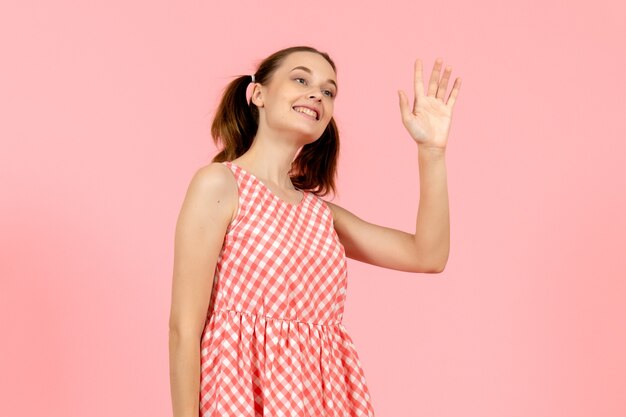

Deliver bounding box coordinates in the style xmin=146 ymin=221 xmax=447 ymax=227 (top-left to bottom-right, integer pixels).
xmin=169 ymin=45 xmax=461 ymax=417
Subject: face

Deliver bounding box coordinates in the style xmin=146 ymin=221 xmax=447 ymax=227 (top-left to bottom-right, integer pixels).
xmin=251 ymin=51 xmax=338 ymax=142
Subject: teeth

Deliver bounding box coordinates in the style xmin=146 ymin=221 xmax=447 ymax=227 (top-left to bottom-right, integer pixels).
xmin=294 ymin=106 xmax=317 ymax=119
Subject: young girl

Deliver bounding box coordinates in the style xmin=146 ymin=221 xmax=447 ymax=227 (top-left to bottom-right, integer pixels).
xmin=169 ymin=45 xmax=461 ymax=417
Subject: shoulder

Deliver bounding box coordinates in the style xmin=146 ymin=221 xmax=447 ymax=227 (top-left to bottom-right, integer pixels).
xmin=188 ymin=162 xmax=236 ymax=195
xmin=185 ymin=162 xmax=238 ymax=223
xmin=191 ymin=161 xmax=233 ymax=185
xmin=319 ymin=198 xmax=344 ymax=225
xmin=320 ymin=198 xmax=368 ymax=231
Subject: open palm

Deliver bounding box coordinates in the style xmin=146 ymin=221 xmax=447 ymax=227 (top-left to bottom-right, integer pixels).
xmin=398 ymin=58 xmax=461 ymax=150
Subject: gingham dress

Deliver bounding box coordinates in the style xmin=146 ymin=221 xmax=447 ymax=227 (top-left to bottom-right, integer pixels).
xmin=199 ymin=161 xmax=375 ymax=417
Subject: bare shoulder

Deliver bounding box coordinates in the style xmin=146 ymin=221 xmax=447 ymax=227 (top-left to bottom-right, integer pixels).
xmin=320 ymin=198 xmax=347 ymax=226
xmin=183 ymin=162 xmax=239 ymax=225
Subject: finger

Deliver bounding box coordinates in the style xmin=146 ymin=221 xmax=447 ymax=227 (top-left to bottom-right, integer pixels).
xmin=436 ymin=66 xmax=452 ymax=101
xmin=446 ymin=77 xmax=462 ymax=108
xmin=427 ymin=58 xmax=443 ymax=97
xmin=413 ymin=58 xmax=424 ymax=110
xmin=398 ymin=89 xmax=409 ymax=120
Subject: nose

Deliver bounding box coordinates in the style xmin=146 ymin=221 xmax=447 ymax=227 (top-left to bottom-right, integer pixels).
xmin=308 ymin=89 xmax=322 ymax=100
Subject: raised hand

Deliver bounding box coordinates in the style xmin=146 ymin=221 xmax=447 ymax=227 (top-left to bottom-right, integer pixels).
xmin=398 ymin=58 xmax=461 ymax=150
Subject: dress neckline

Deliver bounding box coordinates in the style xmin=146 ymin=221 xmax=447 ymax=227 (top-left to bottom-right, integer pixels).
xmin=225 ymin=161 xmax=307 ymax=207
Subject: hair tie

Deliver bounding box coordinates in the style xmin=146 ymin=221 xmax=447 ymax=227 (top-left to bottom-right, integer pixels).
xmin=250 ymin=74 xmax=255 ymax=83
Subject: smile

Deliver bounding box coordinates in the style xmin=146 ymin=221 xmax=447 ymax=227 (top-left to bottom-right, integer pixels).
xmin=293 ymin=106 xmax=319 ymax=121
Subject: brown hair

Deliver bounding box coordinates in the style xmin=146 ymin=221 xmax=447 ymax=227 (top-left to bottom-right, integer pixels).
xmin=210 ymin=46 xmax=340 ymax=198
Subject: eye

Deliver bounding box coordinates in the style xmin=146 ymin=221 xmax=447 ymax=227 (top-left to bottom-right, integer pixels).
xmin=295 ymin=77 xmax=335 ymax=98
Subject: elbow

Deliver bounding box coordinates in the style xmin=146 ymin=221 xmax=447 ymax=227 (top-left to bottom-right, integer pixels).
xmin=432 ymin=257 xmax=448 ymax=273
xmin=169 ymin=319 xmax=203 ymax=341
xmin=169 ymin=326 xmax=202 ymax=345
xmin=422 ymin=264 xmax=445 ymax=274
xmin=412 ymin=243 xmax=448 ymax=274
xmin=412 ymin=261 xmax=445 ymax=274
xmin=433 ymin=257 xmax=448 ymax=273
xmin=430 ymin=251 xmax=449 ymax=273
xmin=417 ymin=258 xmax=447 ymax=274
xmin=413 ymin=253 xmax=448 ymax=274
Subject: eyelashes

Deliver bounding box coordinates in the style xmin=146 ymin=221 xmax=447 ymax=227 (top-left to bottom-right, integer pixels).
xmin=294 ymin=77 xmax=335 ymax=98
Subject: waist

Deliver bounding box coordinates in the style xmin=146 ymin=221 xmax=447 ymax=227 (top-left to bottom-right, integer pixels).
xmin=208 ymin=308 xmax=342 ymax=327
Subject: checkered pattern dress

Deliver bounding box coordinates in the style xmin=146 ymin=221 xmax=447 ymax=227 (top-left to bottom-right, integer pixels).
xmin=199 ymin=161 xmax=375 ymax=417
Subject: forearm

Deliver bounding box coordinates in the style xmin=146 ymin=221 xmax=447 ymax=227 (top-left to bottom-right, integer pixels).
xmin=169 ymin=331 xmax=201 ymax=417
xmin=414 ymin=145 xmax=450 ymax=271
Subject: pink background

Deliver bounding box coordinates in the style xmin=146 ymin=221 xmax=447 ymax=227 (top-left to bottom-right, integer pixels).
xmin=2 ymin=0 xmax=625 ymax=416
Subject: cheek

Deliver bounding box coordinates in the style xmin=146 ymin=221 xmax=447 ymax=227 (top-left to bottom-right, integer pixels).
xmin=324 ymin=105 xmax=334 ymax=120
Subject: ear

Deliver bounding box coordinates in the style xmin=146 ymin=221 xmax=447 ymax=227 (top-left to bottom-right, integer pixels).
xmin=250 ymin=83 xmax=264 ymax=108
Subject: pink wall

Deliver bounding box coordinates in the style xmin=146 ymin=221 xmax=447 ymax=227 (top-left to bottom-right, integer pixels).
xmin=1 ymin=1 xmax=625 ymax=416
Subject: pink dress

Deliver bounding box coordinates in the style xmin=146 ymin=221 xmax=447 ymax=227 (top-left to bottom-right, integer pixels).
xmin=199 ymin=161 xmax=375 ymax=417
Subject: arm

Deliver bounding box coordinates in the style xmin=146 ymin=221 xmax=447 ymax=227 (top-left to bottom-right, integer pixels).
xmin=168 ymin=163 xmax=237 ymax=417
xmin=414 ymin=146 xmax=449 ymax=271
xmin=326 ymin=57 xmax=459 ymax=273
xmin=324 ymin=148 xmax=449 ymax=274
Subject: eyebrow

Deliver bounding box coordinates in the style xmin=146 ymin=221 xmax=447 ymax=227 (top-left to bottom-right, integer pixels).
xmin=290 ymin=66 xmax=338 ymax=93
